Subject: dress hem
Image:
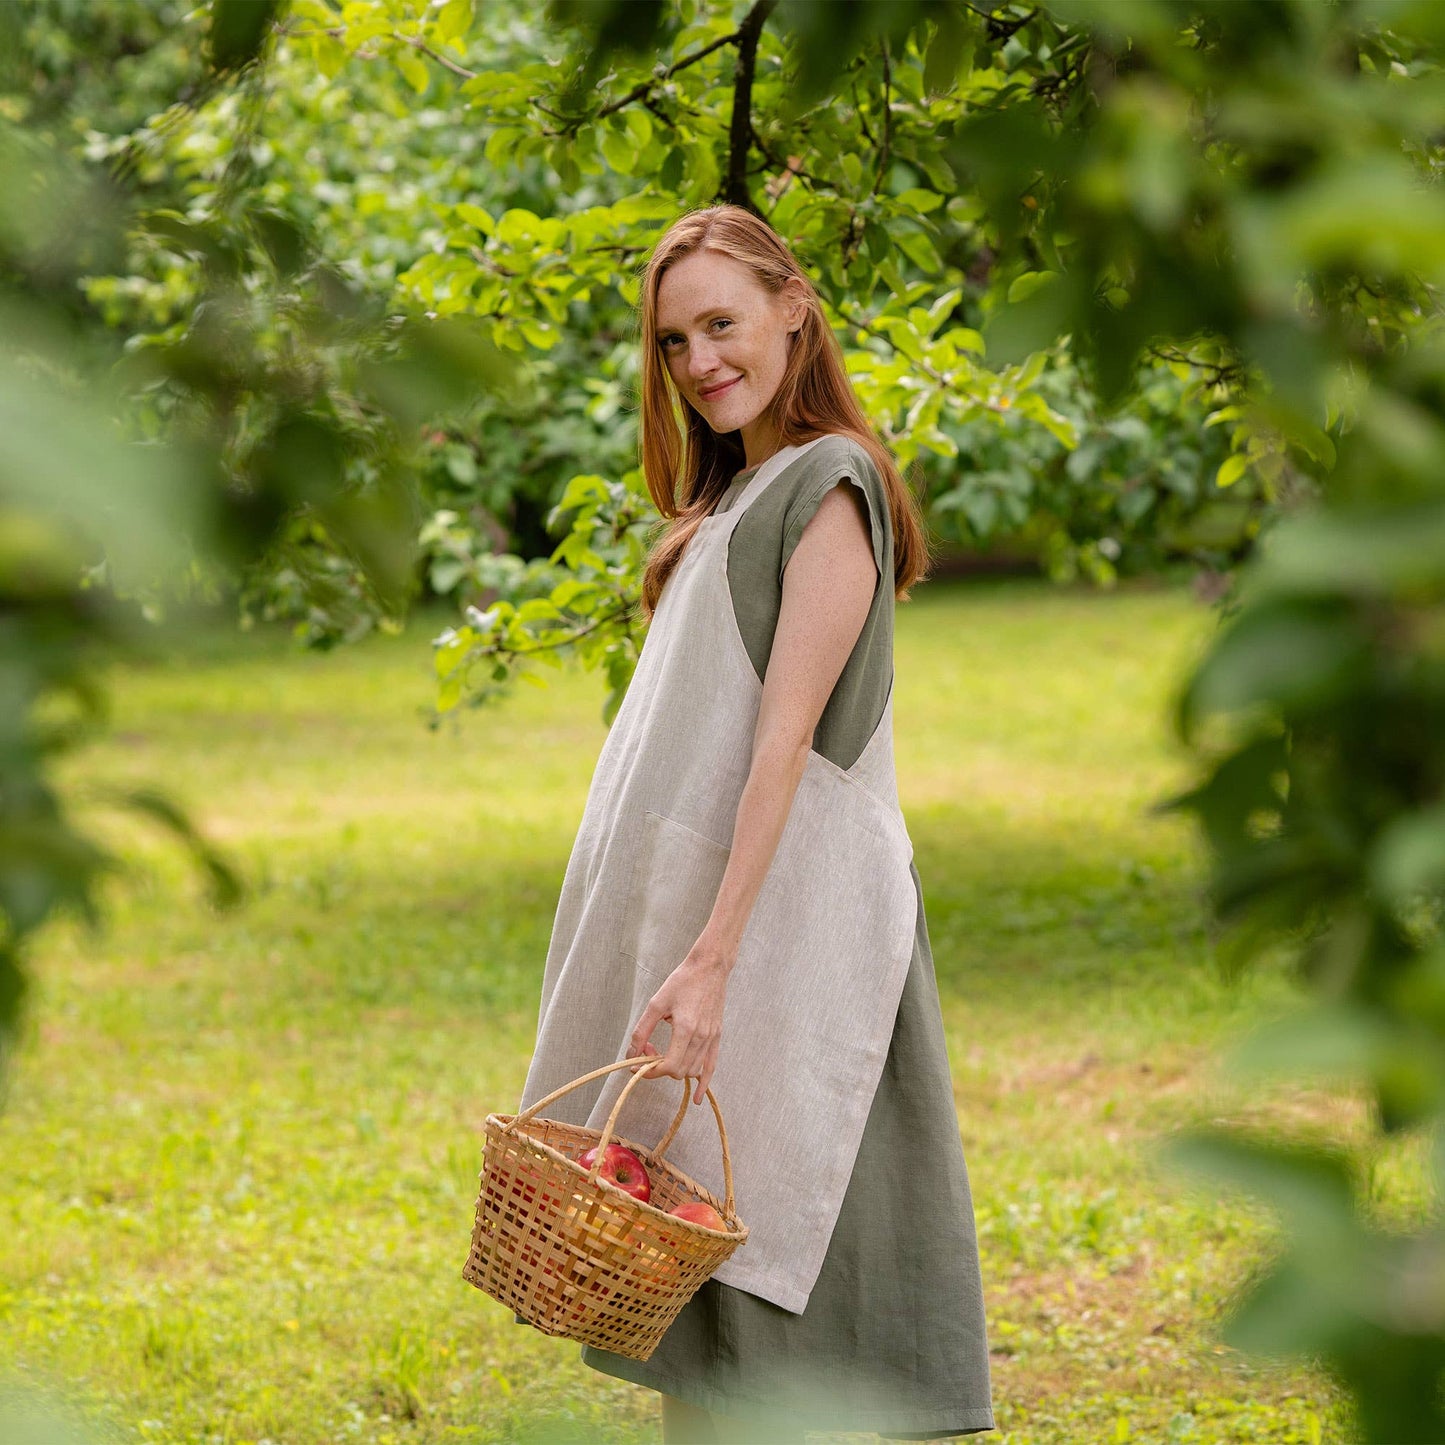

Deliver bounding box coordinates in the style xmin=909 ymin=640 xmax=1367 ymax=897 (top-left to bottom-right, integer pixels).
xmin=578 ymin=1342 xmax=996 ymax=1437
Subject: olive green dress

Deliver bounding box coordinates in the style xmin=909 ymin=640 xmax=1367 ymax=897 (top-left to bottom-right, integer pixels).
xmin=563 ymin=436 xmax=996 ymax=1439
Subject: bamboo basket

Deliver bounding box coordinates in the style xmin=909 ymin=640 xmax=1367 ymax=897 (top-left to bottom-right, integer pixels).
xmin=463 ymin=1055 xmax=748 ymax=1361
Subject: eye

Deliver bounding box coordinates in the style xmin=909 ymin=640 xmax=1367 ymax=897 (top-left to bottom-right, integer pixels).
xmin=659 ymin=319 xmax=732 ymax=350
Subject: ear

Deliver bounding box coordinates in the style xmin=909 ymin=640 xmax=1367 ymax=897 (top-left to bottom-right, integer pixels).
xmin=783 ymin=276 xmax=809 ymax=334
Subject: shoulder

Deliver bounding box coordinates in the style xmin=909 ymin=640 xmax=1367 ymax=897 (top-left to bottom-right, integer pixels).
xmin=790 ymin=432 xmax=883 ymax=486
xmin=784 ymin=432 xmax=888 ymax=529
xmin=778 ymin=434 xmax=891 ymax=582
xmin=780 ymin=434 xmax=887 ymax=521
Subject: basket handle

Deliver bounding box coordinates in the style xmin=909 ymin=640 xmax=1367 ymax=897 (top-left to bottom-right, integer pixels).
xmin=502 ymin=1055 xmax=736 ymax=1218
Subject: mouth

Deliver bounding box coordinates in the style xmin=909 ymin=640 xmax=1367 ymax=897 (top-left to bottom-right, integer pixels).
xmin=698 ymin=376 xmax=741 ymax=401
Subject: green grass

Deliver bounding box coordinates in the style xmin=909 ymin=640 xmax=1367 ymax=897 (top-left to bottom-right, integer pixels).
xmin=1 ymin=574 xmax=1400 ymax=1444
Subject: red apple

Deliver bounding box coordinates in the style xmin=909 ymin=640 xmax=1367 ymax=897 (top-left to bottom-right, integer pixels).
xmin=669 ymin=1200 xmax=726 ymax=1231
xmin=511 ymin=1174 xmax=541 ymax=1208
xmin=575 ymin=1142 xmax=651 ymax=1202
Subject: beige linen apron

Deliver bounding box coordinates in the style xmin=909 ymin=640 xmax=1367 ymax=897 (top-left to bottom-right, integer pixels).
xmin=518 ymin=433 xmax=918 ymax=1314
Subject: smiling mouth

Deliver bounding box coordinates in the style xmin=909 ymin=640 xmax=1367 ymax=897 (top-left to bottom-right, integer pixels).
xmin=699 ymin=377 xmax=740 ymax=400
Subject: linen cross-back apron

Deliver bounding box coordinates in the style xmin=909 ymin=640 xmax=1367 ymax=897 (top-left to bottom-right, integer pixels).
xmin=518 ymin=433 xmax=918 ymax=1314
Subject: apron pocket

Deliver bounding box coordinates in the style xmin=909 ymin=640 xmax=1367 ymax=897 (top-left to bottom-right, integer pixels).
xmin=620 ymin=809 xmax=732 ymax=980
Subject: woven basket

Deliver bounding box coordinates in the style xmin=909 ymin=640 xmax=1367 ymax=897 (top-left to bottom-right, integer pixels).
xmin=463 ymin=1054 xmax=748 ymax=1361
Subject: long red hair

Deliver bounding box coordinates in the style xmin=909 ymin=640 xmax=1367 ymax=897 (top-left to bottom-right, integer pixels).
xmin=634 ymin=205 xmax=934 ymax=622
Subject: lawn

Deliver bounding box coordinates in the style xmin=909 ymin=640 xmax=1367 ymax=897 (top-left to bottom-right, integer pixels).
xmin=1 ymin=574 xmax=1393 ymax=1444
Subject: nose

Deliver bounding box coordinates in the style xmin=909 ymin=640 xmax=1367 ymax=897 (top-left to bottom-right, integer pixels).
xmin=687 ymin=337 xmax=720 ymax=380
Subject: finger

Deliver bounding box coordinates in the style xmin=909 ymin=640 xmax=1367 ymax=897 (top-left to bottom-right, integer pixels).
xmin=628 ymin=1008 xmax=661 ymax=1065
xmin=687 ymin=1045 xmax=710 ymax=1096
xmin=662 ymin=1038 xmax=693 ymax=1083
xmin=628 ymin=1019 xmax=654 ymax=1057
xmin=674 ymin=1032 xmax=704 ymax=1086
xmin=680 ymin=1034 xmax=712 ymax=1097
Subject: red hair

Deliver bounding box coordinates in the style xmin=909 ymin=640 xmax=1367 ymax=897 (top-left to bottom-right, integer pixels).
xmin=634 ymin=204 xmax=934 ymax=622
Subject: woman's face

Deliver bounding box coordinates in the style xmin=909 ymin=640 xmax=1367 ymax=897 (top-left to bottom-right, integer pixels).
xmin=654 ymin=249 xmax=804 ymax=466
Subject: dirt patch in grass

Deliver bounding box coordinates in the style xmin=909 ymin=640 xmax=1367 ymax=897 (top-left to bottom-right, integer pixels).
xmin=986 ymin=1249 xmax=1336 ymax=1409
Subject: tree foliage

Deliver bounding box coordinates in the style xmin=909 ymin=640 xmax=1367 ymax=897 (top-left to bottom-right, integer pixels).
xmin=50 ymin=0 xmax=1268 ymax=673
xmin=3 ymin=2 xmax=1445 ymax=1435
xmin=907 ymin=3 xmax=1445 ymax=1436
xmin=0 ymin=0 xmax=507 ymax=1085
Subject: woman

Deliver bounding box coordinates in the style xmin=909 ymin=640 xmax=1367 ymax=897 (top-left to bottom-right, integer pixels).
xmin=515 ymin=205 xmax=994 ymax=1443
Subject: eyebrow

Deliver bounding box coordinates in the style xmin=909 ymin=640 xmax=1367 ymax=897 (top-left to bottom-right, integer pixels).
xmin=655 ymin=307 xmax=732 ymax=338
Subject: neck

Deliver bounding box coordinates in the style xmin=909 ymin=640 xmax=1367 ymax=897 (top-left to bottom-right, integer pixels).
xmin=740 ymin=414 xmax=783 ymax=470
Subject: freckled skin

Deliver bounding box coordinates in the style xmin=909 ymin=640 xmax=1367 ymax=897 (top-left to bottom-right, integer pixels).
xmin=644 ymin=248 xmax=865 ymax=1445
xmin=633 ymin=250 xmax=878 ymax=1117
xmin=654 ymin=250 xmax=808 ymax=468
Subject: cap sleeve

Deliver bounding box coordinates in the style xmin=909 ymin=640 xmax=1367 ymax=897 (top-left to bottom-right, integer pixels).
xmin=778 ymin=442 xmax=889 ymax=590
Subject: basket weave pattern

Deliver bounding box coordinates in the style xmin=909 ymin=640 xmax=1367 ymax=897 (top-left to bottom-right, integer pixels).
xmin=463 ymin=1056 xmax=748 ymax=1361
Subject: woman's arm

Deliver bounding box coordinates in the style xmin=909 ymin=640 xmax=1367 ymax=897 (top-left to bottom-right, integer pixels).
xmin=628 ymin=477 xmax=880 ymax=1101
xmin=704 ymin=477 xmax=879 ymax=959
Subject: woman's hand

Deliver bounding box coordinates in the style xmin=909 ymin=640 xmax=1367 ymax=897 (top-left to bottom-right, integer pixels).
xmin=628 ymin=943 xmax=731 ymax=1104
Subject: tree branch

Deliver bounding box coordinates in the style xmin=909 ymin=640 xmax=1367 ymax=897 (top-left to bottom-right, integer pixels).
xmin=392 ymin=31 xmax=478 ymax=81
xmin=851 ymin=75 xmax=876 ymax=147
xmin=278 ymin=23 xmax=481 ymax=81
xmin=749 ymin=122 xmax=828 ymax=189
xmin=725 ymin=0 xmax=781 ymax=210
xmin=469 ymin=602 xmax=638 ymax=665
xmin=1145 ymin=342 xmax=1247 ymax=389
xmin=873 ymin=35 xmax=892 ymax=198
xmin=834 ymin=302 xmax=1013 ymax=417
xmin=990 ymin=6 xmax=1040 ymax=44
xmin=595 ymin=28 xmax=742 ymax=121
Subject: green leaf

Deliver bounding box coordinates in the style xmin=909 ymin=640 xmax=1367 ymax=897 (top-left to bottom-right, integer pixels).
xmin=434 ymin=629 xmax=473 ymax=678
xmin=1007 ymin=271 xmax=1059 ymax=304
xmin=519 ymin=319 xmax=558 ymax=350
xmin=1371 ymin=805 xmax=1445 ymax=904
xmin=1257 ymin=501 xmax=1445 ymax=595
xmin=311 ymin=33 xmax=347 ymax=79
xmin=1179 ymin=597 xmax=1369 ymax=724
xmin=895 ymin=228 xmax=941 ymax=273
xmin=1223 ymin=1001 xmax=1398 ymax=1083
xmin=623 ymin=108 xmax=653 ymax=150
xmin=1216 ymin=453 xmax=1248 ymax=488
xmin=600 ymin=121 xmax=635 ymax=175
xmin=942 ymin=327 xmax=985 ymax=355
xmin=557 ymin=473 xmax=610 ymax=510
xmin=552 ymin=579 xmax=601 ymax=609
xmin=1013 ymin=349 xmax=1048 ymax=389
xmin=455 ymin=203 xmax=494 ymax=235
xmin=1036 ymin=408 xmax=1079 ymax=449
xmin=208 ymin=0 xmax=281 ymax=74
xmin=1153 ymin=1125 xmax=1356 ymax=1242
xmin=394 ymin=46 xmax=430 ymax=95
xmin=897 ymin=187 xmax=943 ymax=214
xmin=486 ymin=128 xmax=523 ymax=167
xmin=429 ymin=557 xmax=467 ymax=593
xmin=106 ymin=786 xmax=244 ymax=910
xmin=435 ymin=0 xmax=472 ymax=46
xmin=924 ymin=8 xmax=974 ymax=96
